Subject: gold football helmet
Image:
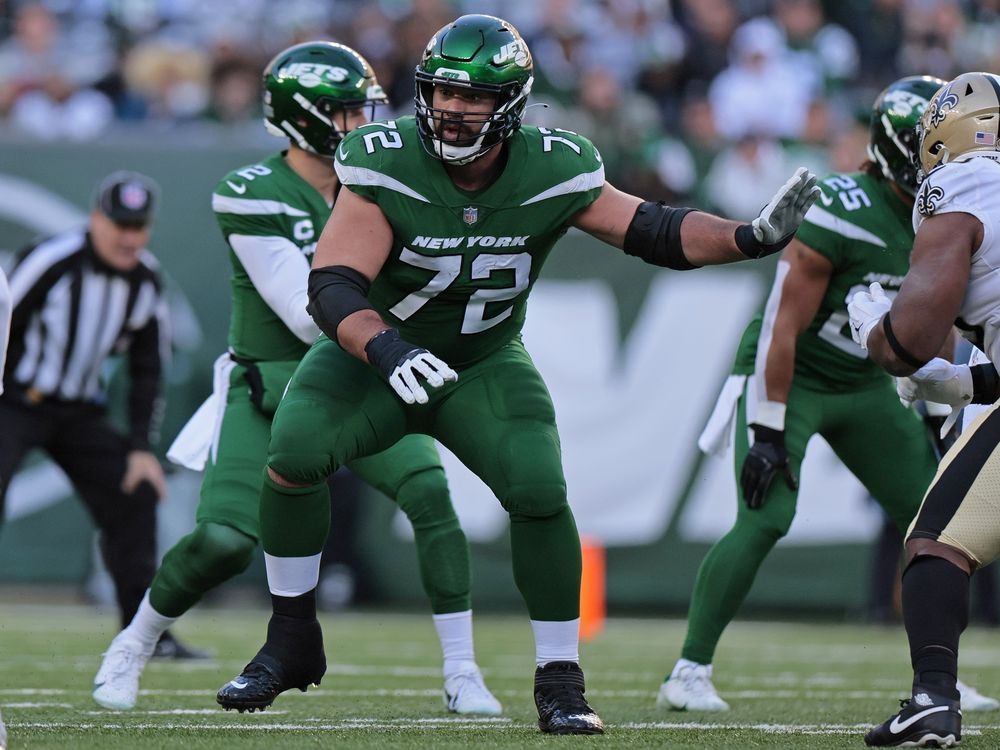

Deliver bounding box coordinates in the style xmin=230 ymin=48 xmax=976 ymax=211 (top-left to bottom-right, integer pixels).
xmin=917 ymin=71 xmax=1000 ymax=179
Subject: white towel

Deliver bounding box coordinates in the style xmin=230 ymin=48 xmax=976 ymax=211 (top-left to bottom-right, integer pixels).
xmin=166 ymin=353 xmax=234 ymax=471
xmin=698 ymin=374 xmax=747 ymax=457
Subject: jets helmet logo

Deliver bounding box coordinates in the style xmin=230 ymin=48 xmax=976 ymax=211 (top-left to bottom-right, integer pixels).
xmin=492 ymin=41 xmax=529 ymax=67
xmin=278 ymin=63 xmax=350 ymax=88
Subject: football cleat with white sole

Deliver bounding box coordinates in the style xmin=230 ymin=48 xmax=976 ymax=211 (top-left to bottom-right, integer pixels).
xmin=92 ymin=630 xmax=156 ymax=710
xmin=865 ymin=690 xmax=961 ymax=747
xmin=443 ymin=663 xmax=503 ymax=715
xmin=658 ymin=661 xmax=730 ymax=711
xmin=534 ymin=661 xmax=605 ymax=734
xmin=957 ymin=678 xmax=999 ymax=712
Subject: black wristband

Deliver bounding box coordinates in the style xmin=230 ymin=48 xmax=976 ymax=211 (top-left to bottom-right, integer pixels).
xmin=364 ymin=328 xmax=422 ymax=380
xmin=881 ymin=314 xmax=928 ymax=370
xmin=750 ymin=424 xmax=783 ymax=445
xmin=734 ymin=223 xmax=794 ymax=259
xmin=970 ymin=362 xmax=1000 ymax=404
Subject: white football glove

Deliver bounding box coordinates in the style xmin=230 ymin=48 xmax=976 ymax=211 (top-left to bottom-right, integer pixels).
xmin=388 ymin=350 xmax=457 ymax=405
xmin=848 ymin=282 xmax=891 ymax=349
xmin=752 ymin=167 xmax=822 ymax=244
xmin=897 ymin=357 xmax=974 ymax=439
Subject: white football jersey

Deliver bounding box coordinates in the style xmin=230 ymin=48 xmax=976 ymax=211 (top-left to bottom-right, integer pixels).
xmin=913 ymin=155 xmax=1000 ymax=362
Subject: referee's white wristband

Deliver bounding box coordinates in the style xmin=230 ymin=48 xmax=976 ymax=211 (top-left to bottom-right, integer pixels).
xmin=754 ymin=400 xmax=787 ymax=431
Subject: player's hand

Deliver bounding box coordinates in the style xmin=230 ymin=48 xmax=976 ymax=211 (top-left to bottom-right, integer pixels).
xmin=365 ymin=328 xmax=457 ymax=405
xmin=752 ymin=167 xmax=821 ymax=245
xmin=388 ymin=349 xmax=457 ymax=404
xmin=740 ymin=425 xmax=797 ymax=510
xmin=122 ymin=450 xmax=167 ymax=500
xmin=904 ymin=358 xmax=974 ymax=408
xmin=848 ymin=282 xmax=891 ymax=349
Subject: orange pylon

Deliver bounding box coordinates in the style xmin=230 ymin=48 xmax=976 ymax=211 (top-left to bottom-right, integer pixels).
xmin=579 ymin=535 xmax=606 ymax=641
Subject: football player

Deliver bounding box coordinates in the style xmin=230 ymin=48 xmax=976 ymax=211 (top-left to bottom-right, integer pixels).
xmin=850 ymin=71 xmax=1000 ymax=748
xmin=660 ymin=74 xmax=997 ymax=717
xmin=214 ymin=14 xmax=820 ymax=734
xmin=93 ymin=41 xmax=501 ymax=717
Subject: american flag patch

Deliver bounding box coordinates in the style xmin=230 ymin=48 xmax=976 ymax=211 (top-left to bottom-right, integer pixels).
xmin=975 ymin=131 xmax=997 ymax=146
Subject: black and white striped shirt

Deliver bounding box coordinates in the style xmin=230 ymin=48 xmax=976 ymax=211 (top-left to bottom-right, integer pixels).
xmin=4 ymin=228 xmax=169 ymax=449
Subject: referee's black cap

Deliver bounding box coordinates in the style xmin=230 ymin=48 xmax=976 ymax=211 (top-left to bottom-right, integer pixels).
xmin=93 ymin=171 xmax=159 ymax=227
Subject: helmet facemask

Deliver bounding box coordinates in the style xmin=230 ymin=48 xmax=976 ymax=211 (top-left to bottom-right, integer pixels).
xmin=415 ymin=73 xmax=532 ymax=164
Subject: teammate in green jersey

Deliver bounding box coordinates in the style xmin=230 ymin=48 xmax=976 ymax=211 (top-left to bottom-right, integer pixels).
xmin=93 ymin=41 xmax=501 ymax=717
xmin=216 ymin=14 xmax=820 ymax=734
xmin=657 ymin=75 xmax=994 ymax=715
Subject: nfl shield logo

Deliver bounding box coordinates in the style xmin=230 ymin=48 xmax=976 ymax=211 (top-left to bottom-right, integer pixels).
xmin=463 ymin=206 xmax=478 ymax=225
xmin=121 ymin=182 xmax=149 ymax=210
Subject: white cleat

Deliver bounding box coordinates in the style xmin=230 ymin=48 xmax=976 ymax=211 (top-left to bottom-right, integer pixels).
xmin=0 ymin=707 xmax=7 ymax=750
xmin=958 ymin=678 xmax=1000 ymax=712
xmin=443 ymin=662 xmax=503 ymax=716
xmin=657 ymin=660 xmax=730 ymax=711
xmin=92 ymin=630 xmax=156 ymax=710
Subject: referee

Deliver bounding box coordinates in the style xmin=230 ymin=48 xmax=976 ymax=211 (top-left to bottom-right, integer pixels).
xmin=0 ymin=171 xmax=201 ymax=658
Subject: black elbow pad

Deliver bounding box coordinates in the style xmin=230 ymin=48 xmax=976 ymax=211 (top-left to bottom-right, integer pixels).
xmin=623 ymin=202 xmax=698 ymax=270
xmin=306 ymin=265 xmax=373 ymax=344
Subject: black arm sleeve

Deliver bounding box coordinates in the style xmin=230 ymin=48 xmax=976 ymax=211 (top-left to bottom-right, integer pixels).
xmin=622 ymin=202 xmax=698 ymax=270
xmin=306 ymin=265 xmax=374 ymax=345
xmin=127 ymin=311 xmax=165 ymax=451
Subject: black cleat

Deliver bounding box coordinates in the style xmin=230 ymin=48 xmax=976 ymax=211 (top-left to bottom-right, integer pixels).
xmin=865 ymin=689 xmax=962 ymax=747
xmin=534 ymin=661 xmax=605 ymax=735
xmin=152 ymin=630 xmax=212 ymax=660
xmin=216 ymin=614 xmax=326 ymax=713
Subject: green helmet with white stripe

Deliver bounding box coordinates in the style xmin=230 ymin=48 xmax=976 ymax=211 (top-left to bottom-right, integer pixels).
xmin=867 ymin=75 xmax=945 ymax=195
xmin=415 ymin=14 xmax=534 ymax=164
xmin=263 ymin=41 xmax=388 ymax=156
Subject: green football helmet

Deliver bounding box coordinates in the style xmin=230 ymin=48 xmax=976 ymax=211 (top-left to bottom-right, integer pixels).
xmin=415 ymin=14 xmax=534 ymax=164
xmin=263 ymin=41 xmax=388 ymax=156
xmin=867 ymin=75 xmax=946 ymax=195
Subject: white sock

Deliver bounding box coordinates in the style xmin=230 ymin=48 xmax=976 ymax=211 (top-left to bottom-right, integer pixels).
xmin=123 ymin=590 xmax=176 ymax=650
xmin=264 ymin=552 xmax=322 ymax=596
xmin=531 ymin=618 xmax=580 ymax=667
xmin=671 ymin=657 xmax=709 ymax=678
xmin=433 ymin=609 xmax=476 ymax=678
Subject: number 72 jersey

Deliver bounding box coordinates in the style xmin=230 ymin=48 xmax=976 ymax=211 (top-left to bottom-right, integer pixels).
xmin=335 ymin=116 xmax=605 ymax=368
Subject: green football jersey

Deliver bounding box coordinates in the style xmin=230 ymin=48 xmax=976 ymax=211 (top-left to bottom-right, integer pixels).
xmin=212 ymin=152 xmax=330 ymax=362
xmin=335 ymin=117 xmax=605 ymax=368
xmin=734 ymin=171 xmax=915 ymax=391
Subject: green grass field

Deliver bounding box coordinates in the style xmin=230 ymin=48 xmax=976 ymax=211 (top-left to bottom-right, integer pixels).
xmin=3 ymin=603 xmax=1000 ymax=749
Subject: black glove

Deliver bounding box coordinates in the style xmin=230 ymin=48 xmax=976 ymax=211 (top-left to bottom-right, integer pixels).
xmin=740 ymin=424 xmax=798 ymax=510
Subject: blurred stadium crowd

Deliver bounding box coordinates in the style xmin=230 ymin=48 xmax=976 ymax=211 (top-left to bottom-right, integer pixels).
xmin=0 ymin=0 xmax=997 ymax=215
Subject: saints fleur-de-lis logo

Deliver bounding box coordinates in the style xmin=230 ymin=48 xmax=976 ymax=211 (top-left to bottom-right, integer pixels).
xmin=916 ymin=183 xmax=945 ymax=216
xmin=929 ymin=84 xmax=959 ymax=127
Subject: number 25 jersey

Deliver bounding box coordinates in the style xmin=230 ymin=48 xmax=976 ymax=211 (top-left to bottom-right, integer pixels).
xmin=335 ymin=117 xmax=604 ymax=368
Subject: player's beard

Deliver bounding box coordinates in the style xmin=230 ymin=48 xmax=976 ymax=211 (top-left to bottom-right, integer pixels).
xmin=436 ymin=114 xmax=488 ymax=148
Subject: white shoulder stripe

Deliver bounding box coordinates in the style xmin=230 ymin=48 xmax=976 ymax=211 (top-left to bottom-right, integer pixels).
xmin=520 ymin=165 xmax=606 ymax=206
xmin=802 ymin=205 xmax=887 ymax=248
xmin=334 ymin=162 xmax=430 ymax=203
xmin=212 ymin=194 xmax=310 ymax=217
xmin=8 ymin=230 xmax=84 ymax=305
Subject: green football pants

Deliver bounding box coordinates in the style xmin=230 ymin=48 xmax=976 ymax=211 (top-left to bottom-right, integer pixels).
xmin=263 ymin=336 xmax=581 ymax=622
xmin=150 ymin=361 xmax=471 ymax=617
xmin=681 ymin=375 xmax=938 ymax=665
